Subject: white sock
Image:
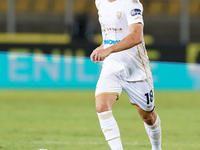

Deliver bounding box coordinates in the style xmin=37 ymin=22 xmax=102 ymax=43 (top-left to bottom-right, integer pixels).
xmin=144 ymin=115 xmax=162 ymax=150
xmin=97 ymin=110 xmax=123 ymax=150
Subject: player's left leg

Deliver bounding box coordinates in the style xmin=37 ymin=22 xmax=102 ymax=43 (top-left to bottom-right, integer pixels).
xmin=137 ymin=107 xmax=162 ymax=150
xmin=123 ymin=77 xmax=162 ymax=150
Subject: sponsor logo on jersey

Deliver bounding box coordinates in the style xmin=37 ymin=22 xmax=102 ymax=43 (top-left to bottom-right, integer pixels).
xmin=104 ymin=40 xmax=121 ymax=45
xmin=131 ymin=9 xmax=141 ymax=16
xmin=116 ymin=11 xmax=122 ymax=19
xmin=102 ymin=28 xmax=106 ymax=33
xmin=101 ymin=27 xmax=123 ymax=33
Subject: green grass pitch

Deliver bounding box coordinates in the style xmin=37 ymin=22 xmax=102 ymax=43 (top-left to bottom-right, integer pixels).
xmin=0 ymin=90 xmax=199 ymax=150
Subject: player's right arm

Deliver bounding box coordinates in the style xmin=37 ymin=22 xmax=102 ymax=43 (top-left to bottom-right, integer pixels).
xmin=90 ymin=23 xmax=143 ymax=63
xmin=90 ymin=42 xmax=105 ymax=63
xmin=97 ymin=42 xmax=104 ymax=50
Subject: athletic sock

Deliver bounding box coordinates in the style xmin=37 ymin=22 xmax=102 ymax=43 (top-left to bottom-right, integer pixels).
xmin=97 ymin=110 xmax=123 ymax=150
xmin=144 ymin=115 xmax=162 ymax=150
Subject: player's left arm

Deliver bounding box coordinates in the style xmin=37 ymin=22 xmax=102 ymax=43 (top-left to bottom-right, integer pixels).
xmin=90 ymin=23 xmax=143 ymax=63
xmin=107 ymin=23 xmax=143 ymax=53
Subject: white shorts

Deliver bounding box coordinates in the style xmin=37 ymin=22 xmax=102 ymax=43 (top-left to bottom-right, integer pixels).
xmin=95 ymin=73 xmax=155 ymax=112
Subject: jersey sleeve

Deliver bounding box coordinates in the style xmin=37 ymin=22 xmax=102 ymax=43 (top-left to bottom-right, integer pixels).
xmin=95 ymin=0 xmax=103 ymax=10
xmin=124 ymin=0 xmax=144 ymax=26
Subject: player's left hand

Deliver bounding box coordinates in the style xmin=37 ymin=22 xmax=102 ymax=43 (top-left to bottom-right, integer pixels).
xmin=90 ymin=48 xmax=110 ymax=63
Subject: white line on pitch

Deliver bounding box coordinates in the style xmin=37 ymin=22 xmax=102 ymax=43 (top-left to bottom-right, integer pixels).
xmin=19 ymin=140 xmax=200 ymax=146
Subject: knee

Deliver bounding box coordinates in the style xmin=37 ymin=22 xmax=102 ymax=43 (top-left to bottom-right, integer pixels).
xmin=96 ymin=103 xmax=110 ymax=113
xmin=137 ymin=106 xmax=157 ymax=125
xmin=143 ymin=112 xmax=157 ymax=125
xmin=143 ymin=115 xmax=155 ymax=125
xmin=141 ymin=111 xmax=157 ymax=125
xmin=95 ymin=94 xmax=117 ymax=113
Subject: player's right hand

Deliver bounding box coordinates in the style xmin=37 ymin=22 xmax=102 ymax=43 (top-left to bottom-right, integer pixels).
xmin=90 ymin=47 xmax=103 ymax=63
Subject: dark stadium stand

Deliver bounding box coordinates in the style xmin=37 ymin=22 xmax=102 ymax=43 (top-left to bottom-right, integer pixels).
xmin=147 ymin=1 xmax=165 ymax=15
xmin=0 ymin=0 xmax=199 ymax=44
xmin=190 ymin=0 xmax=200 ymax=15
xmin=33 ymin=0 xmax=49 ymax=13
xmin=16 ymin=0 xmax=30 ymax=13
xmin=0 ymin=0 xmax=6 ymax=13
xmin=0 ymin=0 xmax=199 ymax=15
xmin=167 ymin=1 xmax=181 ymax=15
xmin=52 ymin=0 xmax=65 ymax=14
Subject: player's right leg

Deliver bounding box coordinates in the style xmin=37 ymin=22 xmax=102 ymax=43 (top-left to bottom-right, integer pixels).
xmin=96 ymin=94 xmax=123 ymax=150
xmin=95 ymin=72 xmax=123 ymax=150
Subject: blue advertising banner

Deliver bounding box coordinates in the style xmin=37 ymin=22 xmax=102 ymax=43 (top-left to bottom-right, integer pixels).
xmin=0 ymin=52 xmax=101 ymax=89
xmin=150 ymin=62 xmax=200 ymax=90
xmin=0 ymin=52 xmax=199 ymax=90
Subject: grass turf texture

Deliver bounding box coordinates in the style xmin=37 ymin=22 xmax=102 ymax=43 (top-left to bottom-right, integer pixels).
xmin=0 ymin=90 xmax=199 ymax=150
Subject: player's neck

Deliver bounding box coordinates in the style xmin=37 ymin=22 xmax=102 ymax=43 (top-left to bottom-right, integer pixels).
xmin=108 ymin=0 xmax=116 ymax=2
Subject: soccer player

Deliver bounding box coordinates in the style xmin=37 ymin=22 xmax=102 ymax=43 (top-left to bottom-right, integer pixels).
xmin=90 ymin=0 xmax=162 ymax=150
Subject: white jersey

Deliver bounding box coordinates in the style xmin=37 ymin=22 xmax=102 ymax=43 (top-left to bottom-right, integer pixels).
xmin=96 ymin=0 xmax=152 ymax=81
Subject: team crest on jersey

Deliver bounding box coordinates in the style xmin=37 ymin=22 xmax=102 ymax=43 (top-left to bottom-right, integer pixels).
xmin=116 ymin=11 xmax=122 ymax=19
xmin=131 ymin=9 xmax=141 ymax=16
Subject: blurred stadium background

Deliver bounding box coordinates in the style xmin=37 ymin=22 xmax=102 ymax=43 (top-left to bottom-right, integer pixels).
xmin=0 ymin=0 xmax=200 ymax=89
xmin=0 ymin=0 xmax=200 ymax=150
xmin=0 ymin=0 xmax=200 ymax=61
xmin=0 ymin=0 xmax=200 ymax=59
